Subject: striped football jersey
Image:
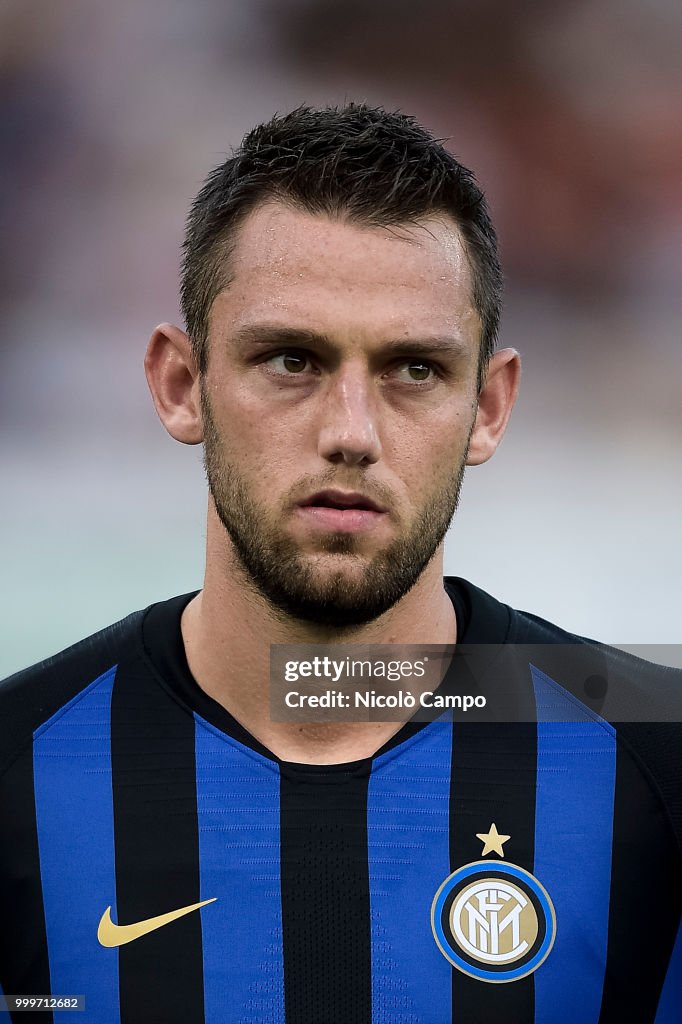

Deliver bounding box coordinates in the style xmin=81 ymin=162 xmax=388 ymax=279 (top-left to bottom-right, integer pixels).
xmin=0 ymin=577 xmax=680 ymax=1023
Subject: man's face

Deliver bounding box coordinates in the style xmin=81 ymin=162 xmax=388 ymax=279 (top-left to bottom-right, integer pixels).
xmin=200 ymin=201 xmax=482 ymax=627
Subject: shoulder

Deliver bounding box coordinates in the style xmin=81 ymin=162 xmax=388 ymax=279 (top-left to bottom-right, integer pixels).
xmin=513 ymin=603 xmax=682 ymax=851
xmin=0 ymin=606 xmax=147 ymax=778
xmin=447 ymin=576 xmax=682 ymax=853
xmin=447 ymin=574 xmax=682 ymax=714
xmin=510 ymin=601 xmax=682 ymax=718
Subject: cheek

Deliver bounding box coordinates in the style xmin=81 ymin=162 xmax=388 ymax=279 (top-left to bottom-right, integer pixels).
xmin=207 ymin=377 xmax=283 ymax=448
xmin=208 ymin=389 xmax=306 ymax=487
xmin=384 ymin=409 xmax=474 ymax=489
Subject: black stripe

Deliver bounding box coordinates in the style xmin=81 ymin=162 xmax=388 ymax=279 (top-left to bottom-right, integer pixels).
xmin=111 ymin=660 xmax=205 ymax=1024
xmin=449 ymin=704 xmax=538 ymax=1023
xmin=598 ymin=740 xmax=682 ymax=1023
xmin=280 ymin=762 xmax=372 ymax=1024
xmin=0 ymin=747 xmax=53 ymax=1024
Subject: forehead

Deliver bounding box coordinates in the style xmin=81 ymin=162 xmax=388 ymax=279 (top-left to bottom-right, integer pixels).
xmin=209 ymin=200 xmax=479 ymax=343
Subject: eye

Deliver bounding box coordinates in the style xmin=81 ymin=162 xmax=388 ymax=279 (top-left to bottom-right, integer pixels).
xmin=392 ymin=360 xmax=437 ymax=383
xmin=267 ymin=352 xmax=312 ymax=375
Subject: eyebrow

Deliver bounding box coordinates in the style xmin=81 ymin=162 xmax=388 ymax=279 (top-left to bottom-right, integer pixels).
xmin=231 ymin=323 xmax=470 ymax=359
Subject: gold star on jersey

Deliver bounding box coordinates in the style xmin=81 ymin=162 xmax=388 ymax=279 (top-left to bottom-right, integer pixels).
xmin=430 ymin=826 xmax=557 ymax=983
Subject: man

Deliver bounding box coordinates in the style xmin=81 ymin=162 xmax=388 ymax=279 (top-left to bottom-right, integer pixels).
xmin=0 ymin=104 xmax=680 ymax=1024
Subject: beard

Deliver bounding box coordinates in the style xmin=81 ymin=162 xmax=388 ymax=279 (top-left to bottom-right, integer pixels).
xmin=201 ymin=386 xmax=470 ymax=628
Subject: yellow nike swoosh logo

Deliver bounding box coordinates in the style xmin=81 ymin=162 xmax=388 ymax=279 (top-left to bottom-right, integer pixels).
xmin=97 ymin=897 xmax=217 ymax=947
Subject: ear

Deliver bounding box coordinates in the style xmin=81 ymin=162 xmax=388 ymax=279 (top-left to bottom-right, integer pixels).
xmin=144 ymin=323 xmax=203 ymax=445
xmin=466 ymin=348 xmax=521 ymax=466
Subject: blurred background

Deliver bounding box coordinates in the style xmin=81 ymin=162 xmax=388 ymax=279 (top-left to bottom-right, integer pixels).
xmin=1 ymin=0 xmax=680 ymax=676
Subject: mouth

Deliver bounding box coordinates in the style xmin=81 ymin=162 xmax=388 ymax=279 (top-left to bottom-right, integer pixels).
xmin=295 ymin=490 xmax=388 ymax=533
xmin=298 ymin=490 xmax=387 ymax=513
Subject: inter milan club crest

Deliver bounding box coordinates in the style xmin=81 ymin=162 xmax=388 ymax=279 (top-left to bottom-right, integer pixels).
xmin=430 ymin=824 xmax=556 ymax=983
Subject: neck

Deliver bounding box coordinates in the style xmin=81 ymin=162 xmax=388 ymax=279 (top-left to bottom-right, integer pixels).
xmin=181 ymin=504 xmax=457 ymax=764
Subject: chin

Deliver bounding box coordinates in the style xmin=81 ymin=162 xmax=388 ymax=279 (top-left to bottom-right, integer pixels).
xmin=301 ymin=551 xmax=375 ymax=579
xmin=279 ymin=594 xmax=393 ymax=629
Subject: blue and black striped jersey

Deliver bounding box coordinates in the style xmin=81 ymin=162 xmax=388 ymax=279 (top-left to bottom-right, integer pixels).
xmin=0 ymin=577 xmax=680 ymax=1023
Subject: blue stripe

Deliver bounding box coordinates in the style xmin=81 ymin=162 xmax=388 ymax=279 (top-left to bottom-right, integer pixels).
xmin=655 ymin=917 xmax=682 ymax=1022
xmin=33 ymin=666 xmax=119 ymax=1024
xmin=368 ymin=719 xmax=452 ymax=1024
xmin=194 ymin=715 xmax=284 ymax=1023
xmin=531 ymin=664 xmax=616 ymax=1024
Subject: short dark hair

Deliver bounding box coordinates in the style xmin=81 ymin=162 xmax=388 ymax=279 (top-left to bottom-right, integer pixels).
xmin=181 ymin=103 xmax=502 ymax=389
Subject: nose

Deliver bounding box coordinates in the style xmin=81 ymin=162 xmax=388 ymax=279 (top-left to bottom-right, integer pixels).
xmin=317 ymin=364 xmax=382 ymax=466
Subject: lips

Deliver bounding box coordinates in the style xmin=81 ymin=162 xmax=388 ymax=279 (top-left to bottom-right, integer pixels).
xmin=295 ymin=489 xmax=388 ymax=534
xmin=298 ymin=490 xmax=386 ymax=513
